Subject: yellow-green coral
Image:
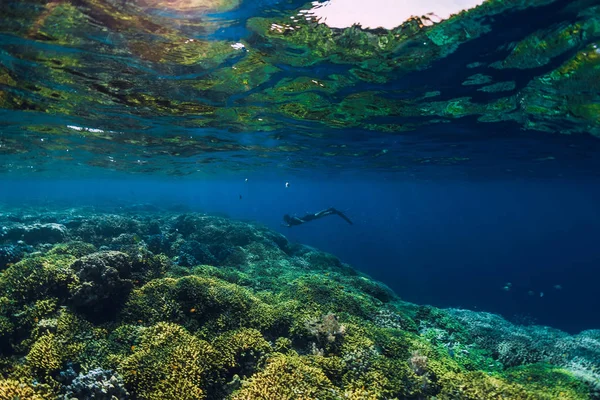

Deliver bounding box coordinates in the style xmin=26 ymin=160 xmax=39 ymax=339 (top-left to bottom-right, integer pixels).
xmin=26 ymin=334 xmax=63 ymax=375
xmin=122 ymin=275 xmax=277 ymax=334
xmin=231 ymin=353 xmax=338 ymax=400
xmin=283 ymin=275 xmax=378 ymax=318
xmin=0 ymin=379 xmax=47 ymax=400
xmin=0 ymin=254 xmax=76 ymax=302
xmin=504 ymin=363 xmax=590 ymax=400
xmin=213 ymin=328 xmax=272 ymax=370
xmin=118 ymin=322 xmax=219 ymax=400
xmin=48 ymin=241 xmax=97 ymax=258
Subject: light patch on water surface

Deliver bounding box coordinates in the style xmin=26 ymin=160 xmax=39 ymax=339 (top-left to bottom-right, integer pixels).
xmin=67 ymin=125 xmax=104 ymax=133
xmin=305 ymin=0 xmax=486 ymax=29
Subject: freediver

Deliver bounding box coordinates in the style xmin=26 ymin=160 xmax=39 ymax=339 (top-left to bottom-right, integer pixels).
xmin=283 ymin=207 xmax=353 ymax=227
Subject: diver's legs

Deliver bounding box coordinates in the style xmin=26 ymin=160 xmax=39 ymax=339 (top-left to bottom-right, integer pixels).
xmin=315 ymin=208 xmax=336 ymax=218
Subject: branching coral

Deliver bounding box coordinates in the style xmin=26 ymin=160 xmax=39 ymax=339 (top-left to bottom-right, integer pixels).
xmin=0 ymin=254 xmax=76 ymax=303
xmin=26 ymin=332 xmax=83 ymax=383
xmin=0 ymin=379 xmax=46 ymax=400
xmin=213 ymin=328 xmax=272 ymax=373
xmin=231 ymin=353 xmax=339 ymax=400
xmin=118 ymin=322 xmax=219 ymax=400
xmin=121 ymin=275 xmax=277 ymax=334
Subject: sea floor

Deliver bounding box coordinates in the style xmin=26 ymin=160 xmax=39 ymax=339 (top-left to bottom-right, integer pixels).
xmin=0 ymin=205 xmax=599 ymax=399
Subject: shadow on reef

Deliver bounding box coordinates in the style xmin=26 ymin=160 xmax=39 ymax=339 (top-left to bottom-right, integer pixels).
xmin=0 ymin=205 xmax=599 ymax=399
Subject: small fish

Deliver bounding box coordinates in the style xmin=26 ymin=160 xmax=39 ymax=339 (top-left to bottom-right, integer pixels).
xmin=190 ymin=308 xmax=196 ymax=313
xmin=245 ymin=178 xmax=248 ymax=182
xmin=540 ymin=292 xmax=544 ymax=298
xmin=553 ymin=284 xmax=562 ymax=290
xmin=502 ymin=285 xmax=511 ymax=292
xmin=528 ymin=291 xmax=535 ymax=296
xmin=239 ymin=194 xmax=242 ymax=200
xmin=285 ymin=182 xmax=290 ymax=188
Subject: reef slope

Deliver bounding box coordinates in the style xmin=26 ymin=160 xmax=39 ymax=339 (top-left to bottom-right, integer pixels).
xmin=0 ymin=207 xmax=598 ymax=399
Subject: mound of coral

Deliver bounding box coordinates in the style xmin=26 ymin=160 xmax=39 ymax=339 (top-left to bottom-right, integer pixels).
xmin=0 ymin=206 xmax=599 ymax=399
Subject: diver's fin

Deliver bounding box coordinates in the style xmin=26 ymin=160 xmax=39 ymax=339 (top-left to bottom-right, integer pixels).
xmin=336 ymin=211 xmax=353 ymax=225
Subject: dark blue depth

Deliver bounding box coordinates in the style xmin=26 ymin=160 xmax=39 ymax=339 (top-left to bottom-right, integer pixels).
xmin=2 ymin=175 xmax=598 ymax=333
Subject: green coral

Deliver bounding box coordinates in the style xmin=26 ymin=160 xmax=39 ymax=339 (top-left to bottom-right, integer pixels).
xmin=118 ymin=322 xmax=219 ymax=400
xmin=0 ymin=254 xmax=76 ymax=302
xmin=504 ymin=363 xmax=590 ymax=399
xmin=0 ymin=379 xmax=47 ymax=400
xmin=122 ymin=275 xmax=277 ymax=335
xmin=213 ymin=328 xmax=271 ymax=371
xmin=48 ymin=241 xmax=97 ymax=258
xmin=231 ymin=352 xmax=338 ymax=400
xmin=25 ymin=331 xmax=84 ymax=390
xmin=435 ymin=368 xmax=589 ymax=400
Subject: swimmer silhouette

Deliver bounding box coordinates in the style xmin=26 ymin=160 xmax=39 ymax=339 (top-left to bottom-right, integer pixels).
xmin=283 ymin=207 xmax=353 ymax=227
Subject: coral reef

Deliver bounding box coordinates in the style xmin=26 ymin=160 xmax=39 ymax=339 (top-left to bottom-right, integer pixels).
xmin=68 ymin=251 xmax=133 ymax=319
xmin=1 ymin=223 xmax=67 ymax=244
xmin=0 ymin=378 xmax=47 ymax=400
xmin=62 ymin=367 xmax=128 ymax=400
xmin=0 ymin=207 xmax=597 ymax=399
xmin=0 ymin=244 xmax=30 ymax=270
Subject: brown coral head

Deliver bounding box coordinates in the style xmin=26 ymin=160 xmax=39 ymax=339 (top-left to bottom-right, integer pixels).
xmin=408 ymin=350 xmax=428 ymax=376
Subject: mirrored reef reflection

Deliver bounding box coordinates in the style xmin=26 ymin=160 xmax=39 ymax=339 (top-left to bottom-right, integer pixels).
xmin=0 ymin=0 xmax=599 ymax=176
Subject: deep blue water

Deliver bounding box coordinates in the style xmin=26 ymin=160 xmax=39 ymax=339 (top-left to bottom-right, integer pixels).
xmin=3 ymin=176 xmax=599 ymax=333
